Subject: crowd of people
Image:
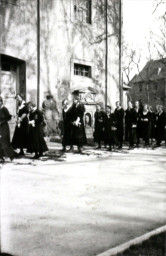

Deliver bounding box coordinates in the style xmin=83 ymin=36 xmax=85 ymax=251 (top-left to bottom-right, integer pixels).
xmin=0 ymin=94 xmax=48 ymax=163
xmin=93 ymin=100 xmax=166 ymax=151
xmin=0 ymin=93 xmax=166 ymax=163
xmin=61 ymin=97 xmax=166 ymax=153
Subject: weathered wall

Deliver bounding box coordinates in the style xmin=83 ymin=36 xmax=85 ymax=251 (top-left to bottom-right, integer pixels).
xmin=40 ymin=0 xmax=120 ymax=113
xmin=0 ymin=0 xmax=120 ymax=116
xmin=0 ymin=0 xmax=38 ymax=103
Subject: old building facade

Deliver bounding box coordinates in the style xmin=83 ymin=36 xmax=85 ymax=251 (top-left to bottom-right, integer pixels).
xmin=0 ymin=0 xmax=122 ymax=137
xmin=129 ymin=59 xmax=166 ymax=109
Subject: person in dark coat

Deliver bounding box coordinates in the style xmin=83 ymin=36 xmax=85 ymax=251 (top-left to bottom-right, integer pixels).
xmin=154 ymin=105 xmax=160 ymax=142
xmin=134 ymin=100 xmax=142 ymax=147
xmin=0 ymin=97 xmax=15 ymax=163
xmin=148 ymin=105 xmax=156 ymax=145
xmin=70 ymin=94 xmax=86 ymax=153
xmin=61 ymin=99 xmax=72 ymax=152
xmin=125 ymin=101 xmax=137 ymax=149
xmin=105 ymin=106 xmax=117 ymax=151
xmin=94 ymin=103 xmax=106 ymax=149
xmin=140 ymin=104 xmax=151 ymax=147
xmin=156 ymin=105 xmax=166 ymax=147
xmin=12 ymin=93 xmax=29 ymax=156
xmin=27 ymin=102 xmax=48 ymax=159
xmin=114 ymin=101 xmax=124 ymax=149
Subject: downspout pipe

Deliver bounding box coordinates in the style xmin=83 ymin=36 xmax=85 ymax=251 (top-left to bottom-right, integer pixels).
xmin=119 ymin=0 xmax=123 ymax=105
xmin=105 ymin=0 xmax=108 ymax=109
xmin=37 ymin=0 xmax=40 ymax=108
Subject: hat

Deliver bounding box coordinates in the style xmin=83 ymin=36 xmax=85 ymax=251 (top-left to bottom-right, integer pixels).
xmin=72 ymin=90 xmax=80 ymax=99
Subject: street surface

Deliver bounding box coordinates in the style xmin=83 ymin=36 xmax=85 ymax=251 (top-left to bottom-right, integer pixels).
xmin=1 ymin=145 xmax=166 ymax=256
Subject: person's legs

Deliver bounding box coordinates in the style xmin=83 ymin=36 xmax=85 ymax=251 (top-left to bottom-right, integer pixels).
xmin=108 ymin=144 xmax=112 ymax=151
xmin=18 ymin=148 xmax=24 ymax=156
xmin=96 ymin=140 xmax=101 ymax=149
xmin=33 ymin=152 xmax=39 ymax=159
xmin=128 ymin=128 xmax=134 ymax=149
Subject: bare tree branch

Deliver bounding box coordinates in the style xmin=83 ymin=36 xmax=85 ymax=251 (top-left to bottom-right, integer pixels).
xmin=152 ymin=0 xmax=166 ymax=14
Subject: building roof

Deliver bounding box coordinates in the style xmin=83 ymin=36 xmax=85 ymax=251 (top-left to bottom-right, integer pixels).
xmin=130 ymin=58 xmax=166 ymax=84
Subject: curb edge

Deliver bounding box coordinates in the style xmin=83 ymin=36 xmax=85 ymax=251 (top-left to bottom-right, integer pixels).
xmin=96 ymin=225 xmax=166 ymax=256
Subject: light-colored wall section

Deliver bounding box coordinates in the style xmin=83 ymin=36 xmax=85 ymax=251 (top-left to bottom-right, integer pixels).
xmin=0 ymin=0 xmax=38 ymax=103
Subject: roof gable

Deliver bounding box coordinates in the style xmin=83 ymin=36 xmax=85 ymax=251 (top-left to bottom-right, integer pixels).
xmin=130 ymin=58 xmax=166 ymax=84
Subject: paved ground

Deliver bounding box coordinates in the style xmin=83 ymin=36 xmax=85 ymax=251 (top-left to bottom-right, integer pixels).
xmin=1 ymin=143 xmax=166 ymax=256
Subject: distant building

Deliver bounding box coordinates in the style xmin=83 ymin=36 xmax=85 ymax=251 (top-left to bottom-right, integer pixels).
xmin=129 ymin=59 xmax=166 ymax=109
xmin=0 ymin=0 xmax=122 ymax=137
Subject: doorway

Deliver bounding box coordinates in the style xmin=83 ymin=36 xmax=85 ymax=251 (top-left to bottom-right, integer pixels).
xmin=0 ymin=54 xmax=26 ymax=138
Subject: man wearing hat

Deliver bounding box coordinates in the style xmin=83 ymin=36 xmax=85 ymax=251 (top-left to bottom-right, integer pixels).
xmin=70 ymin=91 xmax=87 ymax=153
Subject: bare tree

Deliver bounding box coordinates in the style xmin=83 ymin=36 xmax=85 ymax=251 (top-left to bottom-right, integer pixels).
xmin=150 ymin=13 xmax=166 ymax=60
xmin=152 ymin=0 xmax=166 ymax=14
xmin=122 ymin=42 xmax=142 ymax=85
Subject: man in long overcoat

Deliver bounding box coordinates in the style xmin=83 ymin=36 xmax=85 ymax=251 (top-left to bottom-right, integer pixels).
xmin=70 ymin=93 xmax=86 ymax=153
xmin=114 ymin=101 xmax=124 ymax=149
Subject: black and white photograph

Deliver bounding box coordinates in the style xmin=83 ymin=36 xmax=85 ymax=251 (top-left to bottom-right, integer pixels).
xmin=0 ymin=0 xmax=166 ymax=255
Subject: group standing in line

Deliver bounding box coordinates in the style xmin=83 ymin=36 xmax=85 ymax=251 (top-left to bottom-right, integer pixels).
xmin=61 ymin=96 xmax=166 ymax=153
xmin=0 ymin=93 xmax=166 ymax=163
xmin=0 ymin=94 xmax=48 ymax=163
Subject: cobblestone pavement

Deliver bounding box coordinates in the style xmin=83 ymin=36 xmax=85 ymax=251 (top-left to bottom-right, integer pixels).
xmin=1 ymin=143 xmax=166 ymax=256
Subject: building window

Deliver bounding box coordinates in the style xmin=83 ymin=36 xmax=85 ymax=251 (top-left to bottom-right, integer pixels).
xmin=74 ymin=63 xmax=91 ymax=78
xmin=139 ymin=84 xmax=143 ymax=92
xmin=74 ymin=0 xmax=91 ymax=24
xmin=1 ymin=62 xmax=10 ymax=71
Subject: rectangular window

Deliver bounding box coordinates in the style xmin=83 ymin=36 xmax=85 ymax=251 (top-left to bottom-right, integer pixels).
xmin=74 ymin=63 xmax=91 ymax=78
xmin=74 ymin=0 xmax=91 ymax=24
xmin=139 ymin=84 xmax=143 ymax=92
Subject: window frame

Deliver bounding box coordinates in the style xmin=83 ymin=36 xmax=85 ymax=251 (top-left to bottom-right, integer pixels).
xmin=74 ymin=63 xmax=92 ymax=78
xmin=74 ymin=0 xmax=91 ymax=24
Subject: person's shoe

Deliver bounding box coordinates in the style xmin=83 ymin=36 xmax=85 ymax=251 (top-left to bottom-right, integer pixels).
xmin=0 ymin=157 xmax=5 ymax=163
xmin=78 ymin=147 xmax=83 ymax=154
xmin=32 ymin=154 xmax=39 ymax=159
xmin=128 ymin=146 xmax=133 ymax=150
xmin=68 ymin=146 xmax=74 ymax=152
xmin=18 ymin=151 xmax=24 ymax=156
xmin=96 ymin=145 xmax=101 ymax=149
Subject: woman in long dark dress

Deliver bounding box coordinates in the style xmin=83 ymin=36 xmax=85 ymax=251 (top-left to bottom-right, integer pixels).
xmin=70 ymin=96 xmax=86 ymax=153
xmin=125 ymin=101 xmax=137 ymax=149
xmin=12 ymin=93 xmax=29 ymax=156
xmin=148 ymin=105 xmax=156 ymax=145
xmin=94 ymin=103 xmax=106 ymax=149
xmin=134 ymin=100 xmax=142 ymax=147
xmin=156 ymin=105 xmax=166 ymax=147
xmin=27 ymin=102 xmax=48 ymax=159
xmin=140 ymin=104 xmax=151 ymax=147
xmin=114 ymin=101 xmax=124 ymax=149
xmin=0 ymin=97 xmax=15 ymax=163
xmin=61 ymin=99 xmax=72 ymax=152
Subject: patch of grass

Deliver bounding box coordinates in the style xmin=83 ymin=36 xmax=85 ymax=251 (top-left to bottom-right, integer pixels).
xmin=117 ymin=232 xmax=166 ymax=256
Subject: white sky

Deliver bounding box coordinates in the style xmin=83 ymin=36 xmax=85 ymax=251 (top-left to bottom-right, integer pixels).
xmin=123 ymin=0 xmax=153 ymax=49
xmin=123 ymin=0 xmax=166 ymax=76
